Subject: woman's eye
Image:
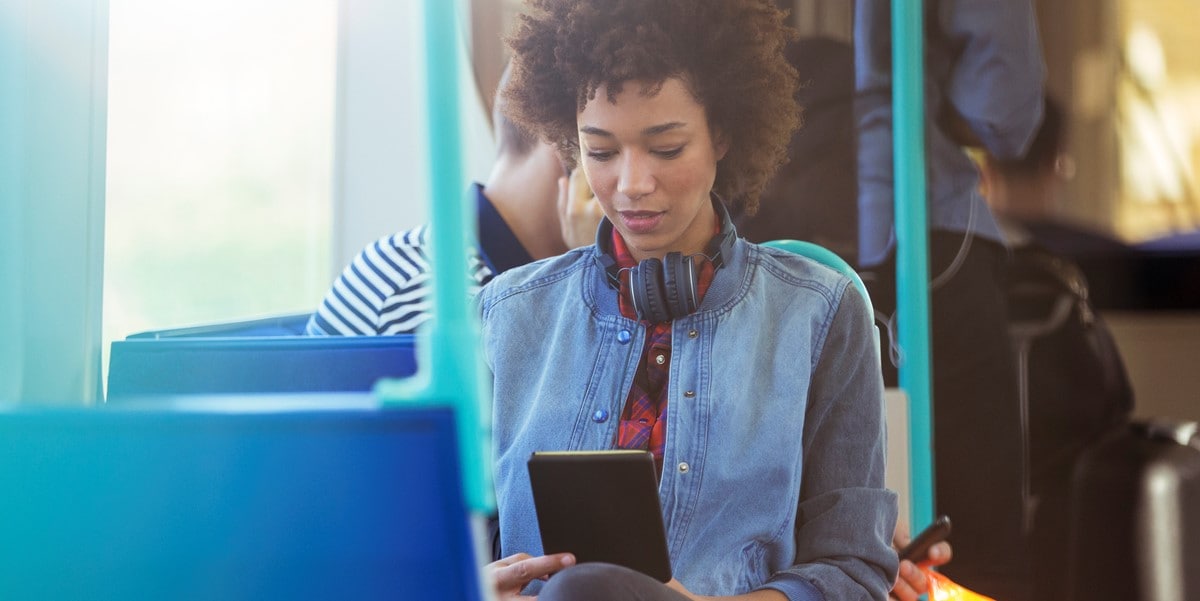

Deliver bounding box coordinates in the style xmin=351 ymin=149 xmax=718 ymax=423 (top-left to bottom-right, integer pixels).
xmin=653 ymin=147 xmax=684 ymax=159
xmin=586 ymin=150 xmax=616 ymax=162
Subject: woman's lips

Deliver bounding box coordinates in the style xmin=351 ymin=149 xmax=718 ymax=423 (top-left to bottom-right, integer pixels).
xmin=619 ymin=210 xmax=665 ymax=234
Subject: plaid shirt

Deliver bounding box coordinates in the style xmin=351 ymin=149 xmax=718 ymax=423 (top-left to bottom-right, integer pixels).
xmin=611 ymin=229 xmax=716 ymax=473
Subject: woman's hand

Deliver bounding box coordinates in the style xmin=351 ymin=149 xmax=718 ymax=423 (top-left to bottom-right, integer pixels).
xmin=557 ymin=169 xmax=605 ymax=249
xmin=889 ymin=526 xmax=953 ymax=601
xmin=487 ymin=552 xmax=576 ymax=600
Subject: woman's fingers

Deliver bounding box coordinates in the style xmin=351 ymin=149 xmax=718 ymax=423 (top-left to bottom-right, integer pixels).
xmin=889 ymin=560 xmax=927 ymax=601
xmin=489 ymin=552 xmax=576 ymax=592
xmin=556 ymin=175 xmax=570 ymax=215
xmin=559 ymin=170 xmax=604 ymax=248
xmin=921 ymin=541 xmax=953 ymax=567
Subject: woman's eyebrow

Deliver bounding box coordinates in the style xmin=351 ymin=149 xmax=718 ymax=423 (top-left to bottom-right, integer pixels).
xmin=579 ymin=125 xmax=612 ymax=137
xmin=579 ymin=122 xmax=687 ymax=137
xmin=641 ymin=122 xmax=686 ymax=136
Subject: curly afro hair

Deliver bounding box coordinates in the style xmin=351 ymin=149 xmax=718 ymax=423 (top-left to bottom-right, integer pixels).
xmin=502 ymin=0 xmax=800 ymax=215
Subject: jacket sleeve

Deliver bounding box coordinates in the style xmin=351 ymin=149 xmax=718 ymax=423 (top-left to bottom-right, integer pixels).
xmin=763 ymin=283 xmax=898 ymax=601
xmin=940 ymin=0 xmax=1046 ymax=159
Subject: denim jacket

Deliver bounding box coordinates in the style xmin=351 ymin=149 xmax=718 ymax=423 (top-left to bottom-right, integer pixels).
xmin=478 ymin=236 xmax=898 ymax=600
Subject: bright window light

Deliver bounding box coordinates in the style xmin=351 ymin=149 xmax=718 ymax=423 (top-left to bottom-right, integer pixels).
xmin=103 ymin=0 xmax=337 ymax=377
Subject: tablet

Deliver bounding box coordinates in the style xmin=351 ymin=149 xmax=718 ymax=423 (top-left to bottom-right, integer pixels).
xmin=527 ymin=450 xmax=672 ymax=582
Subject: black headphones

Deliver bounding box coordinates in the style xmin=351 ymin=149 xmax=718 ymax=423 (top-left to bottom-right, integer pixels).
xmin=595 ymin=197 xmax=737 ymax=324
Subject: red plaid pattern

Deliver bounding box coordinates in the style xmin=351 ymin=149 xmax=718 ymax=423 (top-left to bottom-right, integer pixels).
xmin=611 ymin=229 xmax=716 ymax=472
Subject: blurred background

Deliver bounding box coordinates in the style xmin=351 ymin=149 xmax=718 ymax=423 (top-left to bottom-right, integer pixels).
xmin=15 ymin=0 xmax=1192 ymax=415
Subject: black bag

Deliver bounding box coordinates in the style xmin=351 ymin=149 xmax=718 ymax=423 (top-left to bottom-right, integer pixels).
xmin=1005 ymin=245 xmax=1135 ymax=499
xmin=1065 ymin=419 xmax=1200 ymax=601
xmin=1004 ymin=243 xmax=1136 ymax=600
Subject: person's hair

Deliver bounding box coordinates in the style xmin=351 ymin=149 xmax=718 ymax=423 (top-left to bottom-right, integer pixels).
xmin=502 ymin=0 xmax=800 ymax=215
xmin=494 ymin=106 xmax=538 ymax=158
xmin=493 ymin=64 xmax=539 ymax=158
xmin=991 ymin=95 xmax=1065 ymax=177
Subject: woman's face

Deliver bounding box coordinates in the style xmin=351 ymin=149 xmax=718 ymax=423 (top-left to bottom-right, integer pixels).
xmin=577 ymin=77 xmax=727 ymax=262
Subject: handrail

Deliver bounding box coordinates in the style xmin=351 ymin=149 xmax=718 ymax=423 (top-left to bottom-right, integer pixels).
xmin=892 ymin=0 xmax=935 ymax=531
xmin=373 ymin=0 xmax=494 ymax=515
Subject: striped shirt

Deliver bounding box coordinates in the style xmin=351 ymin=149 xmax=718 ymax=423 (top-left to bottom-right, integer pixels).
xmin=306 ymin=184 xmax=533 ymax=335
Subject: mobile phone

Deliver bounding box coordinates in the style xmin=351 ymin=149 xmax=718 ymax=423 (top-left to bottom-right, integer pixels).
xmin=898 ymin=515 xmax=952 ymax=562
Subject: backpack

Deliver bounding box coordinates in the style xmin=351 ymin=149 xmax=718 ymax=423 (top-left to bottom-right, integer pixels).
xmin=1005 ymin=242 xmax=1135 ymax=600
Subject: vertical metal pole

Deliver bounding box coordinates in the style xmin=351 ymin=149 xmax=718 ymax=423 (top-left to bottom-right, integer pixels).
xmin=376 ymin=0 xmax=494 ymax=515
xmin=891 ymin=0 xmax=936 ymax=531
xmin=420 ymin=0 xmax=492 ymax=515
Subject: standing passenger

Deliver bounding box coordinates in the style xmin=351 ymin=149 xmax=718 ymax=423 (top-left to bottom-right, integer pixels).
xmin=854 ymin=1 xmax=1045 ymax=599
xmin=481 ymin=1 xmax=898 ymax=599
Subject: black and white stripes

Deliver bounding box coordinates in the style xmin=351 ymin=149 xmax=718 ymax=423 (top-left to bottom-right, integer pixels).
xmin=306 ymin=226 xmax=493 ymax=335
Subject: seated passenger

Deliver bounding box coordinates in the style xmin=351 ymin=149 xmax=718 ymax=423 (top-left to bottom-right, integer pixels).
xmin=479 ymin=1 xmax=897 ymax=599
xmin=306 ymin=66 xmax=602 ymax=335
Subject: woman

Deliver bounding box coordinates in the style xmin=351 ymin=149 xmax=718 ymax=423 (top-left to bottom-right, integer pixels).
xmin=478 ymin=1 xmax=898 ymax=599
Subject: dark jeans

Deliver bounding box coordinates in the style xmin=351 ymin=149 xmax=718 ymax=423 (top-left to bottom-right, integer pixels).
xmin=538 ymin=563 xmax=690 ymax=601
xmin=863 ymin=231 xmax=1032 ymax=601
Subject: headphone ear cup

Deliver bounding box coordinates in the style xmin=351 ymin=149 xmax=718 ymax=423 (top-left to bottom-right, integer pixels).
xmin=631 ymin=259 xmax=671 ymax=324
xmin=661 ymin=253 xmax=698 ymax=318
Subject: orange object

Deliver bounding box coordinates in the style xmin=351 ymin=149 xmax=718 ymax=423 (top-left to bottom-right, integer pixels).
xmin=924 ymin=569 xmax=998 ymax=601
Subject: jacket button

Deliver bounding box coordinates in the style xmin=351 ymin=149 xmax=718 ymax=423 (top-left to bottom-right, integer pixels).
xmin=592 ymin=409 xmax=609 ymax=423
xmin=678 ymin=462 xmax=690 ymax=473
xmin=617 ymin=330 xmax=632 ymax=344
xmin=683 ymin=390 xmax=695 ymax=398
xmin=688 ymin=329 xmax=699 ymax=339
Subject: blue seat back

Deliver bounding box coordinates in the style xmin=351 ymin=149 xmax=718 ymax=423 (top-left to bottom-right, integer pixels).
xmin=0 ymin=402 xmax=482 ymax=601
xmin=124 ymin=312 xmax=312 ymax=338
xmin=107 ymin=335 xmax=418 ymax=402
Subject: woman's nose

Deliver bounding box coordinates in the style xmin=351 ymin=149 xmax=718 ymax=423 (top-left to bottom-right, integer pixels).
xmin=617 ymin=152 xmax=655 ymax=200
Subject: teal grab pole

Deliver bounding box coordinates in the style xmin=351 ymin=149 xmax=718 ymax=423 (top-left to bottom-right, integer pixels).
xmin=892 ymin=0 xmax=936 ymax=532
xmin=374 ymin=0 xmax=494 ymax=515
